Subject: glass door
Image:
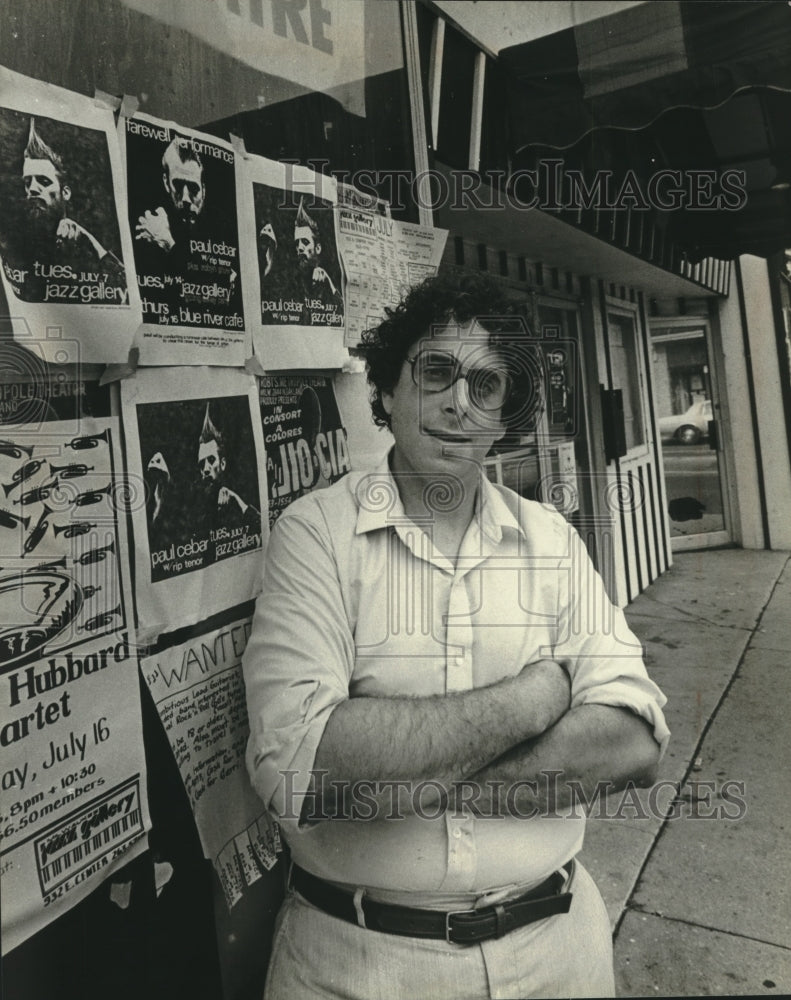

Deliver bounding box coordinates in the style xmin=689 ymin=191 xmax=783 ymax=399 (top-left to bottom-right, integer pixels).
xmin=649 ymin=319 xmax=730 ymax=549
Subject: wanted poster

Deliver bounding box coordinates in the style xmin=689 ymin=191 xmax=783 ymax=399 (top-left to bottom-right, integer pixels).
xmin=0 ymin=68 xmax=142 ymax=364
xmin=259 ymin=374 xmax=351 ymax=527
xmin=338 ymin=207 xmax=448 ymax=347
xmin=237 ymin=152 xmax=347 ymax=370
xmin=121 ymin=112 xmax=248 ymax=366
xmin=141 ymin=618 xmax=281 ymax=911
xmin=121 ymin=368 xmax=268 ymax=640
xmin=0 ymin=415 xmax=150 ymax=954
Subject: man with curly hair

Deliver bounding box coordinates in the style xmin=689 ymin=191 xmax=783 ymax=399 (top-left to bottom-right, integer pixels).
xmin=244 ymin=272 xmax=669 ymax=999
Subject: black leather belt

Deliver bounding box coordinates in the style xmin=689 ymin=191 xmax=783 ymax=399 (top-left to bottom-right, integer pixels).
xmin=291 ymin=863 xmax=573 ymax=945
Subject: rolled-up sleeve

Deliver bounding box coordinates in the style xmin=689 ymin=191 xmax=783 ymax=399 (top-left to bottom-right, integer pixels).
xmin=552 ymin=524 xmax=671 ymax=757
xmin=242 ymin=507 xmax=353 ymax=834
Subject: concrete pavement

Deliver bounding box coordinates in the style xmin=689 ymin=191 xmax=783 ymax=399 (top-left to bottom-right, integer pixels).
xmin=578 ymin=548 xmax=791 ymax=997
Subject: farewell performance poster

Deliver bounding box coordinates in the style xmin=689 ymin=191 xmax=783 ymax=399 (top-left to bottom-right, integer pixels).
xmin=121 ymin=367 xmax=268 ymax=641
xmin=0 ymin=415 xmax=150 ymax=954
xmin=141 ymin=618 xmax=281 ymax=911
xmin=237 ymin=151 xmax=347 ymax=370
xmin=259 ymin=374 xmax=351 ymax=527
xmin=0 ymin=68 xmax=142 ymax=364
xmin=338 ymin=206 xmax=448 ymax=348
xmin=121 ymin=112 xmax=248 ymax=366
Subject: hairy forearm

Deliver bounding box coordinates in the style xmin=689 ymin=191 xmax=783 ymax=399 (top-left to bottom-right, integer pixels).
xmin=453 ymin=705 xmax=660 ymax=817
xmin=309 ymin=660 xmax=569 ymax=817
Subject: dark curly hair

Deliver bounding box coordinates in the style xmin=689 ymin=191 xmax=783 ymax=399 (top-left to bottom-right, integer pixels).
xmin=359 ymin=271 xmax=544 ymax=436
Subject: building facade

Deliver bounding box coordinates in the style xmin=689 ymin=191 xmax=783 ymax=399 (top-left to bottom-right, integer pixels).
xmin=1 ymin=2 xmax=789 ymax=997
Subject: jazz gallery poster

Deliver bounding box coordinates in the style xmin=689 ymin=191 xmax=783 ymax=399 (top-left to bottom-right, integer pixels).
xmin=120 ymin=111 xmax=248 ymax=366
xmin=0 ymin=415 xmax=150 ymax=954
xmin=236 ymin=150 xmax=347 ymax=370
xmin=0 ymin=68 xmax=142 ymax=365
xmin=121 ymin=367 xmax=268 ymax=641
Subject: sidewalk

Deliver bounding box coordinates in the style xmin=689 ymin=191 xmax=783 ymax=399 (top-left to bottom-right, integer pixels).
xmin=578 ymin=548 xmax=791 ymax=997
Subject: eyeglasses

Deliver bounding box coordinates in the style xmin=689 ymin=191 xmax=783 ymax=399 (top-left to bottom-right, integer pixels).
xmin=406 ymin=350 xmax=512 ymax=411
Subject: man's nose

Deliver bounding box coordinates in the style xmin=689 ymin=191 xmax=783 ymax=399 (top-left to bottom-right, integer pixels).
xmin=445 ymin=375 xmax=472 ymax=414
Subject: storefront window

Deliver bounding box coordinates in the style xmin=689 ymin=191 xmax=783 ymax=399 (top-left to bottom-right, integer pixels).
xmin=607 ymin=309 xmax=645 ymax=451
xmin=0 ymin=0 xmax=416 ymax=217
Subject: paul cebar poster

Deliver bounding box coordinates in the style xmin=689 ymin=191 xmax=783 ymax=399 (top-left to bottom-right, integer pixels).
xmin=121 ymin=112 xmax=248 ymax=366
xmin=141 ymin=618 xmax=281 ymax=911
xmin=121 ymin=367 xmax=268 ymax=641
xmin=0 ymin=68 xmax=142 ymax=365
xmin=0 ymin=415 xmax=150 ymax=954
xmin=258 ymin=374 xmax=351 ymax=527
xmin=236 ymin=150 xmax=347 ymax=370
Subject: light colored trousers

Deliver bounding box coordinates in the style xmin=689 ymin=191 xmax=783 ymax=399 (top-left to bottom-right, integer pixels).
xmin=264 ymin=861 xmax=615 ymax=1000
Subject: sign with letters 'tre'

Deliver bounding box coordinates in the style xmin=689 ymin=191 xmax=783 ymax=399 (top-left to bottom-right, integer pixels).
xmin=122 ymin=0 xmax=366 ymax=112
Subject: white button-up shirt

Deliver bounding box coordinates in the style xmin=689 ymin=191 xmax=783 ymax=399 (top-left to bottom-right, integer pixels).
xmin=244 ymin=456 xmax=669 ymax=899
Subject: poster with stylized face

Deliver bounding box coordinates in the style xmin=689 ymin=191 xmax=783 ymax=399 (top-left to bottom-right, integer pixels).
xmin=134 ymin=394 xmax=263 ymax=583
xmin=236 ymin=150 xmax=348 ymax=370
xmin=120 ymin=367 xmax=268 ymax=641
xmin=0 ymin=68 xmax=141 ymax=364
xmin=120 ymin=112 xmax=248 ymax=366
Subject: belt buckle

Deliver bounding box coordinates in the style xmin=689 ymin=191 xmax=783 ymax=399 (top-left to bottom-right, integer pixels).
xmin=444 ymin=907 xmax=477 ymax=944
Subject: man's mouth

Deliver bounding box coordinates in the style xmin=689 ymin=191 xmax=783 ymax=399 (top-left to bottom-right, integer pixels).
xmin=425 ymin=430 xmax=473 ymax=443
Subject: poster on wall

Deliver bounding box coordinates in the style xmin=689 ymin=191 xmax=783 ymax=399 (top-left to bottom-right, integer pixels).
xmin=0 ymin=68 xmax=142 ymax=365
xmin=120 ymin=112 xmax=248 ymax=366
xmin=237 ymin=151 xmax=347 ymax=370
xmin=0 ymin=414 xmax=150 ymax=954
xmin=259 ymin=374 xmax=351 ymax=527
xmin=121 ymin=368 xmax=268 ymax=640
xmin=338 ymin=205 xmax=448 ymax=347
xmin=140 ymin=617 xmax=281 ymax=911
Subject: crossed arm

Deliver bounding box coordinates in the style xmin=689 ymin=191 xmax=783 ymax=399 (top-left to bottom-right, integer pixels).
xmin=244 ymin=509 xmax=666 ymax=827
xmin=309 ymin=660 xmax=660 ymax=820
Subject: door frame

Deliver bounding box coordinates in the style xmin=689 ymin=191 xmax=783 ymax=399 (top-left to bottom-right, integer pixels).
xmin=648 ymin=314 xmax=734 ymax=551
xmin=536 ymin=293 xmax=599 ymax=525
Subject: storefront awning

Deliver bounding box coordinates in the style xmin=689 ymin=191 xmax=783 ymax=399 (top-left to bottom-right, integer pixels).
xmin=499 ymin=1 xmax=791 ymax=258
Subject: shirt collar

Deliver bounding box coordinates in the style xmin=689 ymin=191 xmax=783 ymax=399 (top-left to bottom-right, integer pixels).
xmin=355 ymin=450 xmax=525 ymax=542
xmin=355 ymin=452 xmax=408 ymax=535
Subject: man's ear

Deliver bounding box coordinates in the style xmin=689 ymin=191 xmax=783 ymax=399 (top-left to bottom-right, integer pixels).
xmin=61 ymin=184 xmax=72 ymax=204
xmin=162 ymin=171 xmax=169 ymax=194
xmin=381 ymin=390 xmax=394 ymax=418
xmin=315 ymin=241 xmax=322 ymax=257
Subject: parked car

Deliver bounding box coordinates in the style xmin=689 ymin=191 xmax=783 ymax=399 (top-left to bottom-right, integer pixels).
xmin=658 ymin=399 xmax=712 ymax=444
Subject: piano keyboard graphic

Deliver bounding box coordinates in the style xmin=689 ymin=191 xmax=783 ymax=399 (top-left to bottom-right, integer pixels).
xmin=39 ymin=808 xmax=141 ymax=893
